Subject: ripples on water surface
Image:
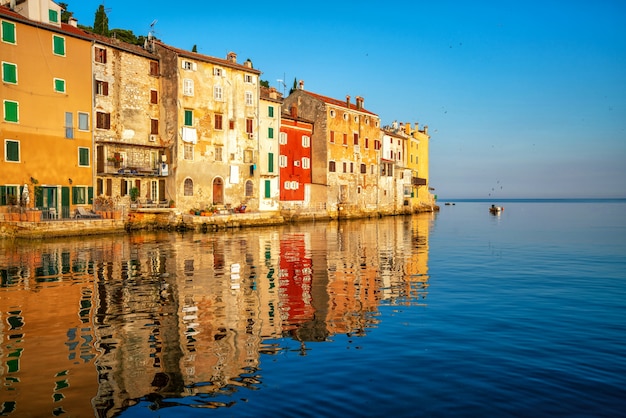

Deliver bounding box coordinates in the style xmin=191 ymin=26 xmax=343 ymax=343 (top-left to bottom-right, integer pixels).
xmin=0 ymin=200 xmax=625 ymax=417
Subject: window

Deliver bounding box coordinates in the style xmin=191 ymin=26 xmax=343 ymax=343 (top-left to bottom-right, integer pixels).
xmin=330 ymin=131 xmax=335 ymax=143
xmin=343 ymin=162 xmax=347 ymax=173
xmin=245 ymin=180 xmax=253 ymax=197
xmin=214 ymin=85 xmax=223 ymax=100
xmin=72 ymin=186 xmax=87 ymax=204
xmin=95 ymin=80 xmax=108 ymax=96
xmin=268 ymin=106 xmax=274 ymax=117
xmin=184 ymin=109 xmax=193 ymax=126
xmin=244 ymin=74 xmax=253 ymax=83
xmin=245 ymin=91 xmax=253 ymax=105
xmin=350 ymin=162 xmax=354 ymax=173
xmin=78 ymin=112 xmax=89 ymax=130
xmin=183 ymin=78 xmax=194 ymax=96
xmin=150 ymin=119 xmax=159 ymax=134
xmin=215 ymin=146 xmax=223 ymax=162
xmin=0 ymin=185 xmax=18 ymax=205
xmin=65 ymin=112 xmax=73 ymax=138
xmin=95 ymin=47 xmax=106 ymax=63
xmin=343 ymin=113 xmax=348 ymax=121
xmin=302 ymin=157 xmax=310 ymax=169
xmin=1 ymin=21 xmax=16 ymax=44
xmin=54 ymin=78 xmax=65 ymax=93
xmin=353 ymin=133 xmax=359 ymax=145
xmin=150 ymin=89 xmax=158 ymax=104
xmin=184 ymin=143 xmax=194 ymax=160
xmin=268 ymin=152 xmax=274 ymax=172
xmin=279 ymin=132 xmax=287 ymax=145
xmin=184 ymin=178 xmax=193 ymax=196
xmin=96 ymin=112 xmax=110 ymax=129
xmin=268 ymin=127 xmax=274 ymax=139
xmin=4 ymin=139 xmax=19 ymax=162
xmin=374 ymin=140 xmax=381 ymax=150
xmin=365 ymin=137 xmax=369 ymax=149
xmin=78 ymin=147 xmax=89 ymax=166
xmin=2 ymin=62 xmax=17 ymax=84
xmin=213 ymin=67 xmax=223 ymax=76
xmin=330 ymin=109 xmax=335 ymax=118
xmin=150 ymin=61 xmax=159 ymax=76
xmin=343 ymin=133 xmax=348 ymax=145
xmin=329 ymin=161 xmax=336 ymax=172
xmin=49 ymin=9 xmax=59 ymax=23
xmin=302 ymin=135 xmax=310 ymax=148
xmin=182 ymin=60 xmax=195 ymax=70
xmin=279 ymin=155 xmax=287 ymax=168
xmin=4 ymin=100 xmax=18 ymax=122
xmin=361 ymin=164 xmax=366 ymax=174
xmin=246 ymin=118 xmax=253 ymax=134
xmin=214 ymin=114 xmax=223 ymax=130
xmin=52 ymin=35 xmax=65 ymax=56
xmin=264 ymin=180 xmax=271 ymax=198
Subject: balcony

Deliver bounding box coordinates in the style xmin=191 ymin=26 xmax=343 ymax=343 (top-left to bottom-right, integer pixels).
xmin=412 ymin=177 xmax=427 ymax=186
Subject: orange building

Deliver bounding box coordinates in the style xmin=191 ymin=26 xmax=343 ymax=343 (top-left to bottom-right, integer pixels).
xmin=1 ymin=1 xmax=93 ymax=218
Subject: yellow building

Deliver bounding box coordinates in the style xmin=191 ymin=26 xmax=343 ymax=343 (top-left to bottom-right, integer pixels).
xmin=1 ymin=1 xmax=93 ymax=218
xmin=404 ymin=122 xmax=434 ymax=208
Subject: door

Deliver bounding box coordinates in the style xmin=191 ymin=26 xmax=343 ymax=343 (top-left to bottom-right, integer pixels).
xmin=61 ymin=187 xmax=70 ymax=219
xmin=212 ymin=178 xmax=224 ymax=204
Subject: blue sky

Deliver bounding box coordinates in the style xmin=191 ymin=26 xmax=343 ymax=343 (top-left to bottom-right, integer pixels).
xmin=66 ymin=1 xmax=626 ymax=198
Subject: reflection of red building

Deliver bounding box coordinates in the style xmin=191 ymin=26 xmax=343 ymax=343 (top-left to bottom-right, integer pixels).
xmin=279 ymin=233 xmax=314 ymax=329
xmin=279 ymin=105 xmax=314 ymax=201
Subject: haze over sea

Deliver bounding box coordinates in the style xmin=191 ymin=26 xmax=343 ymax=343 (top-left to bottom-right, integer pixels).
xmin=1 ymin=199 xmax=625 ymax=417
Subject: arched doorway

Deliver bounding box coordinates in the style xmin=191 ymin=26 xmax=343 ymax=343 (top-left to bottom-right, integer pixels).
xmin=212 ymin=177 xmax=224 ymax=204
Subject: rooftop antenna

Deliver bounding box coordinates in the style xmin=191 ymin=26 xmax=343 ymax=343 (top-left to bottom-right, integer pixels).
xmin=149 ymin=19 xmax=158 ymax=39
xmin=145 ymin=19 xmax=157 ymax=51
xmin=277 ymin=73 xmax=286 ymax=96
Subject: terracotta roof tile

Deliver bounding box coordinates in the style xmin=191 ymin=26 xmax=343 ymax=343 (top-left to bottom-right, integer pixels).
xmin=300 ymin=90 xmax=378 ymax=116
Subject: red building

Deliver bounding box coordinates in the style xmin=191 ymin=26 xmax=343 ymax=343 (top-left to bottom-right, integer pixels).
xmin=279 ymin=105 xmax=314 ymax=201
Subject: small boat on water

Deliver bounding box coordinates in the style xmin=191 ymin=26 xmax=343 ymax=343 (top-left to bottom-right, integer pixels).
xmin=489 ymin=205 xmax=504 ymax=214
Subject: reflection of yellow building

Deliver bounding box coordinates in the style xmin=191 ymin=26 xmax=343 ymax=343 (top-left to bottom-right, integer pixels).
xmin=0 ymin=2 xmax=93 ymax=217
xmin=0 ymin=244 xmax=98 ymax=417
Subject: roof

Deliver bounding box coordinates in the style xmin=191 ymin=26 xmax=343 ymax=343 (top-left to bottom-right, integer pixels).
xmin=0 ymin=5 xmax=156 ymax=59
xmin=298 ymin=90 xmax=378 ymax=116
xmin=155 ymin=41 xmax=261 ymax=75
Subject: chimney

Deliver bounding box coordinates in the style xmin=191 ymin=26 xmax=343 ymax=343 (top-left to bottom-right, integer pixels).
xmin=356 ymin=96 xmax=363 ymax=110
xmin=227 ymin=52 xmax=237 ymax=63
xmin=269 ymin=87 xmax=277 ymax=100
xmin=69 ymin=17 xmax=78 ymax=27
xmin=290 ymin=104 xmax=298 ymax=119
xmin=405 ymin=122 xmax=411 ymax=136
xmin=299 ymin=80 xmax=304 ymax=90
xmin=244 ymin=59 xmax=252 ymax=68
xmin=346 ymin=95 xmax=351 ymax=108
xmin=424 ymin=125 xmax=429 ymax=135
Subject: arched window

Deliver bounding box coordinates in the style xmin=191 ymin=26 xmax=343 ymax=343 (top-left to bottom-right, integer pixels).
xmin=245 ymin=180 xmax=253 ymax=197
xmin=184 ymin=178 xmax=193 ymax=196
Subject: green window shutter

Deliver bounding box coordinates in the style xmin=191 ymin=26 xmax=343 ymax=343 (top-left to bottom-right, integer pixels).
xmin=54 ymin=78 xmax=65 ymax=92
xmin=2 ymin=62 xmax=17 ymax=83
xmin=264 ymin=180 xmax=271 ymax=198
xmin=53 ymin=35 xmax=65 ymax=56
xmin=268 ymin=106 xmax=274 ymax=117
xmin=72 ymin=187 xmax=78 ymax=204
xmin=49 ymin=9 xmax=59 ymax=23
xmin=268 ymin=152 xmax=274 ymax=173
xmin=1 ymin=21 xmax=16 ymax=44
xmin=0 ymin=186 xmax=6 ymax=205
xmin=6 ymin=140 xmax=19 ymax=161
xmin=184 ymin=110 xmax=193 ymax=126
xmin=79 ymin=148 xmax=89 ymax=166
xmin=88 ymin=187 xmax=93 ymax=204
xmin=268 ymin=127 xmax=274 ymax=139
xmin=4 ymin=101 xmax=18 ymax=122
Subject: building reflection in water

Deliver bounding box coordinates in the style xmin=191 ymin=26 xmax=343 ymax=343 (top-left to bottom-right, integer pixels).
xmin=0 ymin=214 xmax=432 ymax=416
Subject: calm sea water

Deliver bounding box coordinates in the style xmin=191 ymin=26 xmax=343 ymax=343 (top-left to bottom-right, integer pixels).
xmin=0 ymin=199 xmax=625 ymax=417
